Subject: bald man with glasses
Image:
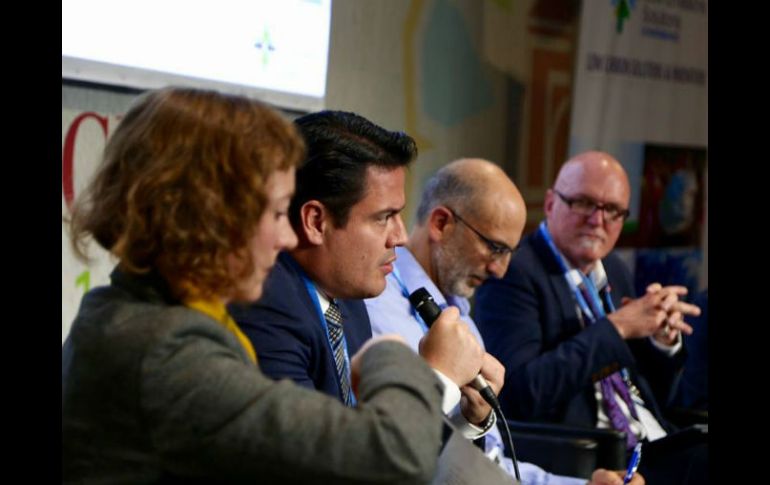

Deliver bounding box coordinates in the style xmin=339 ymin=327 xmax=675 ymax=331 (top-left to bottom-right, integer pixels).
xmin=364 ymin=158 xmax=524 ymax=472
xmin=475 ymin=151 xmax=706 ymax=485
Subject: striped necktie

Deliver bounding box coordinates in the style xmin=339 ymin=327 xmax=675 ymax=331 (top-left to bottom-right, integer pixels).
xmin=325 ymin=300 xmax=352 ymax=406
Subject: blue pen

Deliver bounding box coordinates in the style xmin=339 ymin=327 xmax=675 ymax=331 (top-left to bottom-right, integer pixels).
xmin=622 ymin=443 xmax=643 ymax=484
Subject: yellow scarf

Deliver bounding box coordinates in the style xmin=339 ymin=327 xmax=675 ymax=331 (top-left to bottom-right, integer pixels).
xmin=185 ymin=299 xmax=257 ymax=364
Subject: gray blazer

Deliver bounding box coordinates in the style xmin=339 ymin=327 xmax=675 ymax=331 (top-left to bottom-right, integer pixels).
xmin=62 ymin=270 xmax=445 ymax=484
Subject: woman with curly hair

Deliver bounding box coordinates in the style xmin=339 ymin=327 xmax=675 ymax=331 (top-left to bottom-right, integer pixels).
xmin=62 ymin=87 xmax=446 ymax=483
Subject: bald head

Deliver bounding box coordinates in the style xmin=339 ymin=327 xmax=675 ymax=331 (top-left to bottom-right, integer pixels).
xmin=546 ymin=151 xmax=630 ymax=273
xmin=412 ymin=158 xmax=527 ymax=297
xmin=416 ymin=158 xmax=526 ymax=225
xmin=554 ymin=151 xmax=630 ymax=198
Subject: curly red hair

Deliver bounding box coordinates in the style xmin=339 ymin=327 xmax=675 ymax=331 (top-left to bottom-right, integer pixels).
xmin=69 ymin=87 xmax=305 ymax=299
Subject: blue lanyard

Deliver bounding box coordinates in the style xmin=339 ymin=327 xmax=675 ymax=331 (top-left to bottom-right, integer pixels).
xmin=298 ymin=272 xmax=357 ymax=407
xmin=581 ymin=271 xmax=616 ymax=315
xmin=391 ymin=265 xmax=430 ymax=333
xmin=539 ymin=223 xmax=638 ymax=411
xmin=538 ymin=222 xmax=615 ymax=325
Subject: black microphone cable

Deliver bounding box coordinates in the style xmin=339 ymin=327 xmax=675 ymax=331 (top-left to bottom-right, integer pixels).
xmin=409 ymin=287 xmax=521 ymax=482
xmin=492 ymin=400 xmax=521 ymax=483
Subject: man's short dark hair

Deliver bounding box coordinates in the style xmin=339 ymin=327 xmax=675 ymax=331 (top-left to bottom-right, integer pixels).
xmin=291 ymin=110 xmax=417 ymax=228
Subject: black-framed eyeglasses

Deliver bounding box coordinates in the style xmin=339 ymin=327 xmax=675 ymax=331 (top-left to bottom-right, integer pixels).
xmin=553 ymin=190 xmax=630 ymax=222
xmin=445 ymin=207 xmax=517 ymax=258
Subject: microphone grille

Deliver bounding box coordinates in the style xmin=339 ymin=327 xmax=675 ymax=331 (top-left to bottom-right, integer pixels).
xmin=408 ymin=287 xmax=432 ymax=308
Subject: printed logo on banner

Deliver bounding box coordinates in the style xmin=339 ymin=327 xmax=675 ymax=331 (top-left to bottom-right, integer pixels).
xmin=611 ymin=0 xmax=635 ymax=33
xmin=611 ymin=0 xmax=694 ymax=42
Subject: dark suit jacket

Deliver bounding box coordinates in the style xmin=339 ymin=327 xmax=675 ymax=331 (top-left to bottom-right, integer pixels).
xmin=672 ymin=289 xmax=708 ymax=410
xmin=474 ymin=230 xmax=683 ymax=430
xmin=229 ymin=252 xmax=372 ymax=401
xmin=62 ymin=269 xmax=445 ymax=484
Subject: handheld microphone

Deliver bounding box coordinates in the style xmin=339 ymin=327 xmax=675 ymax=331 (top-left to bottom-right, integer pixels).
xmin=409 ymin=286 xmax=521 ymax=482
xmin=408 ymin=287 xmax=499 ymax=408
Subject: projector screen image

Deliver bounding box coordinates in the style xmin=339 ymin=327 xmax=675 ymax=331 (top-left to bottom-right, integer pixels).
xmin=62 ymin=0 xmax=332 ymax=112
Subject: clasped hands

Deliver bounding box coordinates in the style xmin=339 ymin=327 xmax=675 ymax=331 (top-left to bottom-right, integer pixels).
xmin=610 ymin=283 xmax=701 ymax=345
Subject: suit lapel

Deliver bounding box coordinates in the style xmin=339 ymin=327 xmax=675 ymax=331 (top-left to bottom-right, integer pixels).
xmin=531 ymin=231 xmax=585 ymax=336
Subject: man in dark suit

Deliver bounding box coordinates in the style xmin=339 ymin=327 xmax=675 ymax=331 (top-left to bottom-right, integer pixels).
xmin=474 ymin=151 xmax=706 ymax=485
xmin=231 ymin=250 xmax=373 ymax=398
xmin=230 ymin=111 xmax=493 ymax=423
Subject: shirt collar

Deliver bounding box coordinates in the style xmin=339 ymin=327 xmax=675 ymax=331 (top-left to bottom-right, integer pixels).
xmin=315 ymin=288 xmax=332 ymax=314
xmin=560 ymin=250 xmax=609 ymax=291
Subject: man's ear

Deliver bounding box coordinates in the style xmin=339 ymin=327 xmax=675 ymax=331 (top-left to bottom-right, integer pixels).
xmin=297 ymin=200 xmax=328 ymax=246
xmin=544 ymin=189 xmax=556 ymax=217
xmin=427 ymin=206 xmax=453 ymax=242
